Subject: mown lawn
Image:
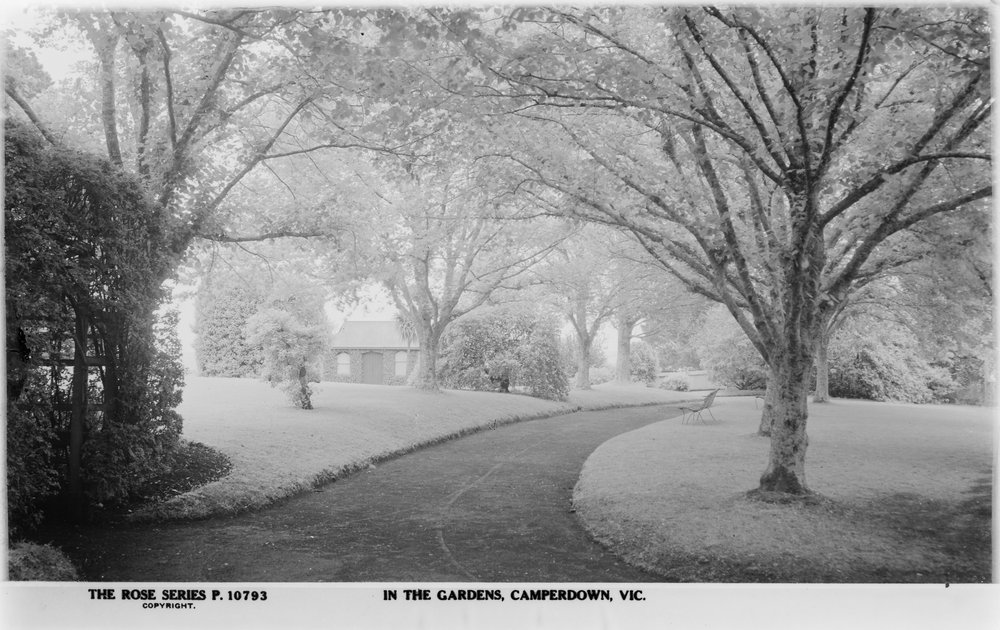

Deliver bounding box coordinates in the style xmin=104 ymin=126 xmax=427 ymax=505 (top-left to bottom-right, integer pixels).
xmin=130 ymin=376 xmax=697 ymax=521
xmin=573 ymin=396 xmax=994 ymax=583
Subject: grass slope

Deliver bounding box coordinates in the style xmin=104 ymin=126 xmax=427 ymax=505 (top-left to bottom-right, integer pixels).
xmin=573 ymin=396 xmax=995 ymax=583
xmin=132 ymin=377 xmax=696 ymax=521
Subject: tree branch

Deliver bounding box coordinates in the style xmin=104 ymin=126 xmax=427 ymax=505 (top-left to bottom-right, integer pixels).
xmin=4 ymin=81 xmax=59 ymax=145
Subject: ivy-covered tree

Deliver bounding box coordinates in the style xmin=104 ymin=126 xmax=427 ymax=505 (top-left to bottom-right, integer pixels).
xmin=5 ymin=118 xmax=184 ymax=527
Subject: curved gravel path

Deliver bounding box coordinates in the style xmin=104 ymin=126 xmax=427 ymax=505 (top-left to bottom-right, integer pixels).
xmin=54 ymin=405 xmax=681 ymax=582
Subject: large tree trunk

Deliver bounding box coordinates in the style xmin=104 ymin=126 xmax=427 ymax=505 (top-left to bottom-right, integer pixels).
xmin=757 ymin=367 xmax=778 ymax=437
xmin=982 ymin=349 xmax=995 ymax=405
xmin=413 ymin=325 xmax=442 ymax=391
xmin=297 ymin=363 xmax=312 ymax=409
xmin=575 ymin=339 xmax=592 ymax=389
xmin=758 ymin=352 xmax=812 ymax=495
xmin=69 ymin=311 xmax=89 ymax=522
xmin=615 ymin=320 xmax=632 ymax=385
xmin=95 ymin=33 xmax=123 ymax=166
xmin=813 ymin=326 xmax=830 ymax=403
xmin=615 ymin=316 xmax=633 ymax=384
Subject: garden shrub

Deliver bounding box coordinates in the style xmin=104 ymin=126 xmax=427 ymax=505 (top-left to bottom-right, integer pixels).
xmin=245 ymin=310 xmax=327 ymax=409
xmin=440 ymin=307 xmax=569 ymax=400
xmin=587 ymin=365 xmax=615 ymax=386
xmin=827 ymin=318 xmax=955 ymax=403
xmin=194 ymin=278 xmax=264 ymax=377
xmin=630 ymin=341 xmax=660 ymax=385
xmin=659 ymin=377 xmax=690 ymax=391
xmin=244 ymin=282 xmax=329 ymax=409
xmin=515 ymin=320 xmax=570 ymax=401
xmin=6 ymin=373 xmax=59 ymax=536
xmin=693 ymin=305 xmax=767 ymax=390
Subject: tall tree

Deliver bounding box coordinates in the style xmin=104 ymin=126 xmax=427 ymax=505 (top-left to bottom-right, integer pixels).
xmin=808 ymin=202 xmax=992 ymax=404
xmin=362 ymin=125 xmax=567 ymax=390
xmin=531 ymin=226 xmax=625 ymax=390
xmin=6 ymin=8 xmax=466 ymax=270
xmin=193 ymin=271 xmax=265 ymax=378
xmin=483 ymin=7 xmax=991 ymax=495
xmin=606 ymin=246 xmax=705 ymax=384
xmin=244 ymin=278 xmax=329 ymax=409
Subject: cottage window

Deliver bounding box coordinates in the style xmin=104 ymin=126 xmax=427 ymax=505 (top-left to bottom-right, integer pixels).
xmin=394 ymin=351 xmax=408 ymax=377
xmin=336 ymin=352 xmax=350 ymax=376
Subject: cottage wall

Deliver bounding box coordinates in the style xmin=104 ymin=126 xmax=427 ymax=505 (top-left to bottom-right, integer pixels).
xmin=323 ymin=348 xmax=418 ymax=385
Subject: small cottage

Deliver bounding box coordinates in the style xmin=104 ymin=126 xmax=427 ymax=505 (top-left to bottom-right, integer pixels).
xmin=324 ymin=321 xmax=418 ymax=385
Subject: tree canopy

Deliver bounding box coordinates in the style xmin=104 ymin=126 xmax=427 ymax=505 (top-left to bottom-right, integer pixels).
xmin=470 ymin=6 xmax=991 ymax=494
xmin=6 ymin=6 xmax=991 ymax=500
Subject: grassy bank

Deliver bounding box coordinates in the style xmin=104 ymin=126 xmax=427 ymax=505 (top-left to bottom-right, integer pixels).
xmin=573 ymin=396 xmax=994 ymax=582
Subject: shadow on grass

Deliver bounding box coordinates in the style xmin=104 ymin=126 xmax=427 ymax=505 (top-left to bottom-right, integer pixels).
xmin=853 ymin=469 xmax=992 ymax=583
xmin=642 ymin=473 xmax=992 ymax=583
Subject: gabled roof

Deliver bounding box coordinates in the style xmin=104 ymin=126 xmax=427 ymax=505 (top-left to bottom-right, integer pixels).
xmin=330 ymin=320 xmax=415 ymax=350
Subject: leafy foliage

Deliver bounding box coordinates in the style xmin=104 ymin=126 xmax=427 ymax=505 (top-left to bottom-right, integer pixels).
xmin=244 ymin=282 xmax=329 ymax=409
xmin=9 ymin=6 xmax=991 ymax=500
xmin=194 ymin=276 xmax=264 ymax=377
xmin=693 ymin=306 xmax=767 ymax=390
xmin=827 ymin=317 xmax=955 ymax=403
xmin=559 ymin=333 xmax=607 ymax=375
xmin=514 ymin=319 xmax=570 ymax=401
xmin=7 ymin=542 xmax=79 ymax=581
xmin=5 ymin=118 xmax=184 ymax=529
xmin=84 ymin=307 xmax=186 ymax=505
xmin=121 ymin=440 xmax=232 ymax=511
xmin=482 ymin=6 xmax=991 ymax=491
xmin=440 ymin=307 xmax=569 ymax=401
xmin=532 ymin=227 xmax=623 ymax=389
xmin=365 ymin=121 xmax=568 ymax=390
xmin=659 ymin=376 xmax=690 ymax=392
xmin=5 ymin=373 xmax=59 ymax=534
xmin=629 ymin=341 xmax=660 ymax=385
